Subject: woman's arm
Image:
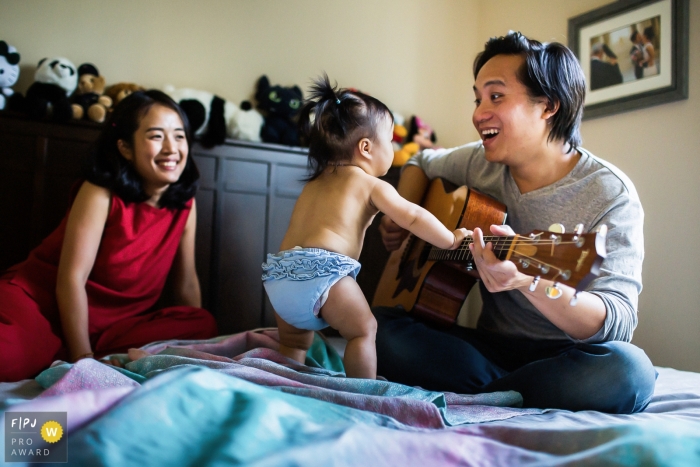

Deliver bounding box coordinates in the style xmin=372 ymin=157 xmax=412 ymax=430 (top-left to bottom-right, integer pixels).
xmin=170 ymin=199 xmax=202 ymax=307
xmin=645 ymin=44 xmax=655 ymax=67
xmin=55 ymin=182 xmax=111 ymax=361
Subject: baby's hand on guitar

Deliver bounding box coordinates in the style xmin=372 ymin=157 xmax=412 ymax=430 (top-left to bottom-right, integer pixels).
xmin=379 ymin=215 xmax=408 ymax=251
xmin=490 ymin=224 xmax=515 ymax=236
xmin=469 ymin=227 xmax=530 ymax=293
xmin=449 ymin=228 xmax=470 ymax=250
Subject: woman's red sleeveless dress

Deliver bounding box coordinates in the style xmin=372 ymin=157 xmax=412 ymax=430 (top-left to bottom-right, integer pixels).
xmin=0 ymin=190 xmax=218 ymax=381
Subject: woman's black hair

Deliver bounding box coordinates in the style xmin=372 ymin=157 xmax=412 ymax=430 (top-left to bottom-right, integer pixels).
xmin=298 ymin=74 xmax=393 ymax=181
xmin=473 ymin=31 xmax=586 ymax=153
xmin=643 ymin=26 xmax=656 ymax=41
xmin=84 ymin=89 xmax=199 ymax=209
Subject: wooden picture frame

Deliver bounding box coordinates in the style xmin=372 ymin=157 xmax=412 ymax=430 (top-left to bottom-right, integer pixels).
xmin=568 ymin=0 xmax=688 ymax=119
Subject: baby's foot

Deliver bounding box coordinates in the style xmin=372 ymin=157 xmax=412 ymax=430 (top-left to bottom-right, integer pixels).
xmin=127 ymin=348 xmax=151 ymax=361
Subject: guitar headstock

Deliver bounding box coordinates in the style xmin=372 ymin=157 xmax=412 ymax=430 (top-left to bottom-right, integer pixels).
xmin=506 ymin=225 xmax=606 ymax=292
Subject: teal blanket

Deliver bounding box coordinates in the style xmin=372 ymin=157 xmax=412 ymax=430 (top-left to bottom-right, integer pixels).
xmin=2 ymin=330 xmax=699 ymax=466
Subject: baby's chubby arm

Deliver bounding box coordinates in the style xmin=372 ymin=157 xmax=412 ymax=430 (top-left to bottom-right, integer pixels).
xmin=370 ymin=179 xmax=468 ymax=250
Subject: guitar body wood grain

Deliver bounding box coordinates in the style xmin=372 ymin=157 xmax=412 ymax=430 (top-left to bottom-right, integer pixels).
xmin=372 ymin=178 xmax=507 ymax=327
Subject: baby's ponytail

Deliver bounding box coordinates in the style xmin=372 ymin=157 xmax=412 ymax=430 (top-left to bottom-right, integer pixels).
xmin=299 ymin=74 xmax=392 ymax=181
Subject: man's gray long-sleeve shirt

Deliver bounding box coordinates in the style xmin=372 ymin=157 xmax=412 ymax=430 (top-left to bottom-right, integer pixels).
xmin=405 ymin=142 xmax=644 ymax=343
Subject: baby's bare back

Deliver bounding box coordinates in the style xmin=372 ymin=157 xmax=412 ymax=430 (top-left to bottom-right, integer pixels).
xmin=279 ymin=168 xmax=378 ymax=259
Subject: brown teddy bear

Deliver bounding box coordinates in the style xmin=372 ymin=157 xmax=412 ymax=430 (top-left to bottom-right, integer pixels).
xmin=71 ymin=63 xmax=112 ymax=123
xmin=105 ymin=82 xmax=145 ymax=107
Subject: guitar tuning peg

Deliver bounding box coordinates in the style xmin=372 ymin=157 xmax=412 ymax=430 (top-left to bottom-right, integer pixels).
xmin=569 ymin=291 xmax=580 ymax=306
xmin=596 ymin=224 xmax=608 ymax=235
xmin=545 ymin=282 xmax=563 ymax=299
xmin=548 ymin=223 xmax=565 ymax=233
xmin=572 ymin=223 xmax=585 ymax=247
xmin=529 ymin=276 xmax=540 ymax=292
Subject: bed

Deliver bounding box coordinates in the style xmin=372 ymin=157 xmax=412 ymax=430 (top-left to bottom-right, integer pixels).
xmin=2 ymin=329 xmax=699 ymax=466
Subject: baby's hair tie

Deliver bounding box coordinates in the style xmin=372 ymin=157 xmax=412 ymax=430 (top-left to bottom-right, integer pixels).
xmin=336 ymin=99 xmax=341 ymax=105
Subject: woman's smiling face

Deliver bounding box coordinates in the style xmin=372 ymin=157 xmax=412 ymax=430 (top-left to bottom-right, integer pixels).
xmin=118 ymin=103 xmax=189 ymax=202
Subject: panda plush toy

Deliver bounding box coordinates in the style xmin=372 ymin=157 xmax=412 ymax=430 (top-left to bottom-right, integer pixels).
xmin=163 ymin=85 xmax=264 ymax=147
xmin=25 ymin=57 xmax=78 ymax=121
xmin=0 ymin=40 xmax=21 ymax=111
xmin=255 ymin=75 xmax=303 ymax=146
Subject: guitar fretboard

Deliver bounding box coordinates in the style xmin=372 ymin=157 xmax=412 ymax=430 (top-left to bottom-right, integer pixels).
xmin=427 ymin=236 xmax=516 ymax=261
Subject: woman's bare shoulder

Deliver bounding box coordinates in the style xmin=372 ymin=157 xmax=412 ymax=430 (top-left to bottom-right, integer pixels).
xmin=75 ymin=181 xmax=111 ymax=201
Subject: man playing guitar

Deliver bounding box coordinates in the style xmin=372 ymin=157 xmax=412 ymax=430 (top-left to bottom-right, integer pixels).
xmin=374 ymin=32 xmax=655 ymax=414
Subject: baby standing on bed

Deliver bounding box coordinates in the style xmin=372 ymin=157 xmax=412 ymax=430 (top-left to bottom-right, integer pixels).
xmin=0 ymin=90 xmax=218 ymax=382
xmin=262 ymin=76 xmax=468 ymax=379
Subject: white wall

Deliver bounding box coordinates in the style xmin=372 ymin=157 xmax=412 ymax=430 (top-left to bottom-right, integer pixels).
xmin=0 ymin=0 xmax=479 ymax=148
xmin=2 ymin=0 xmax=698 ymax=371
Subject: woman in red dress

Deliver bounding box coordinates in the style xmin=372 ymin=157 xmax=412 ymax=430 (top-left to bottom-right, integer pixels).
xmin=0 ymin=90 xmax=218 ymax=381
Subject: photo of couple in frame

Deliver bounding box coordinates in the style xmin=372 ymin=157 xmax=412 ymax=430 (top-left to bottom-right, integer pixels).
xmin=568 ymin=0 xmax=688 ymax=119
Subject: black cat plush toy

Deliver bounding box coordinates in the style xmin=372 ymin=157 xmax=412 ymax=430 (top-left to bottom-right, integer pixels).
xmin=255 ymin=75 xmax=302 ymax=146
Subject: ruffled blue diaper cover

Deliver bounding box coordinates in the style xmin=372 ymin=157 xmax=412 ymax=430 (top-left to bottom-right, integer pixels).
xmin=262 ymin=247 xmax=361 ymax=331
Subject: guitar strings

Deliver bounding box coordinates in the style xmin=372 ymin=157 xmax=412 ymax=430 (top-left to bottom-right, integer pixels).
xmin=426 ymin=237 xmax=592 ymax=275
xmin=429 ymin=244 xmax=573 ymax=281
xmin=427 ymin=237 xmax=588 ymax=254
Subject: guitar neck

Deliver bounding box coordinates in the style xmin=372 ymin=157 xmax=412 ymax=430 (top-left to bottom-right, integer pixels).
xmin=428 ymin=236 xmax=517 ymax=262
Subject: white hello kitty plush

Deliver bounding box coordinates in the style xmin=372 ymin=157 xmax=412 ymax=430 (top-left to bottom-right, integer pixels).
xmin=0 ymin=41 xmax=20 ymax=110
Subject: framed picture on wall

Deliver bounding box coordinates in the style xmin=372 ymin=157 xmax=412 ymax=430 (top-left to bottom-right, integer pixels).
xmin=568 ymin=0 xmax=688 ymax=119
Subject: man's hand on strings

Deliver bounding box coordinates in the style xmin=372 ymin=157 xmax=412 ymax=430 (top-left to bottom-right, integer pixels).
xmin=469 ymin=225 xmax=530 ymax=293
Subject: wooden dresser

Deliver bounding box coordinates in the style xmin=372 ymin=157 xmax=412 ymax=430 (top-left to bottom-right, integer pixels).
xmin=0 ymin=113 xmax=397 ymax=334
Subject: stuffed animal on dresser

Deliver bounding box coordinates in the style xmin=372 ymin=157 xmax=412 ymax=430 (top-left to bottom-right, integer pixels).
xmin=0 ymin=40 xmax=21 ymax=111
xmin=71 ymin=63 xmax=112 ymax=123
xmin=407 ymin=115 xmax=437 ymax=150
xmin=105 ymin=82 xmax=145 ymax=107
xmin=25 ymin=57 xmax=77 ymax=121
xmin=163 ymin=85 xmax=264 ymax=147
xmin=254 ymin=75 xmax=303 ymax=146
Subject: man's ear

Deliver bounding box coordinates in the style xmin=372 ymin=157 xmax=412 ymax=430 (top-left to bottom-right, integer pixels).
xmin=357 ymin=137 xmax=372 ymax=160
xmin=117 ymin=139 xmax=133 ymax=161
xmin=543 ymin=99 xmax=560 ymax=121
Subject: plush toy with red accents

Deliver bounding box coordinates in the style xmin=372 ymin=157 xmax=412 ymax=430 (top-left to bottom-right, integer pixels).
xmin=392 ymin=114 xmax=439 ymax=166
xmin=407 ymin=115 xmax=437 ymax=150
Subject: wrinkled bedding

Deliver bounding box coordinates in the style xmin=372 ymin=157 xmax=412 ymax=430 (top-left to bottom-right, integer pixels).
xmin=1 ymin=329 xmax=699 ymax=466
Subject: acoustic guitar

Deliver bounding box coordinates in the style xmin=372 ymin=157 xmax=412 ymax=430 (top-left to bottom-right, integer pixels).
xmin=371 ymin=178 xmax=606 ymax=327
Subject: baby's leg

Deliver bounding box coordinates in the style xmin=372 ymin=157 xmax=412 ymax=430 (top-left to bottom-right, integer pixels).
xmin=321 ymin=276 xmax=377 ymax=379
xmin=275 ymin=312 xmax=315 ymax=364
